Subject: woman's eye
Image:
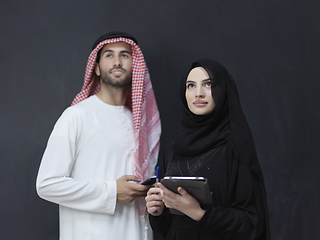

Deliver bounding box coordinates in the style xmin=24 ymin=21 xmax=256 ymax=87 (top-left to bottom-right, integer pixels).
xmin=187 ymin=84 xmax=195 ymax=89
xmin=205 ymin=82 xmax=212 ymax=87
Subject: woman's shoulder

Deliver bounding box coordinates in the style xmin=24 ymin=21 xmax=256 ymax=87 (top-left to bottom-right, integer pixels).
xmin=161 ymin=141 xmax=176 ymax=156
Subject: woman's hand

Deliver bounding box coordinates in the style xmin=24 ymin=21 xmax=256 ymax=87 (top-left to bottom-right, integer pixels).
xmin=145 ymin=187 xmax=164 ymax=216
xmin=159 ymin=183 xmax=206 ymax=221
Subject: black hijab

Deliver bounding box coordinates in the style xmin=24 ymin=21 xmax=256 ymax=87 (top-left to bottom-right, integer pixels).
xmin=173 ymin=59 xmax=264 ymax=181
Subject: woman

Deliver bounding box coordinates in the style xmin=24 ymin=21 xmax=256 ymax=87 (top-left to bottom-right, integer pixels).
xmin=146 ymin=59 xmax=270 ymax=240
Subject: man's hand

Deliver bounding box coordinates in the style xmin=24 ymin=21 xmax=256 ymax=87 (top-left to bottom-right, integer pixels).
xmin=116 ymin=175 xmax=150 ymax=203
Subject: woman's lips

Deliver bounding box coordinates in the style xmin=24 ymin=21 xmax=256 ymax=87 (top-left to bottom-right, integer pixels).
xmin=193 ymin=100 xmax=208 ymax=107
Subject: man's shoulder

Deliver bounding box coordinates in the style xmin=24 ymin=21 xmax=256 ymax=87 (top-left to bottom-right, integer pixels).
xmin=73 ymin=95 xmax=97 ymax=108
xmin=59 ymin=96 xmax=97 ymax=121
xmin=68 ymin=95 xmax=98 ymax=114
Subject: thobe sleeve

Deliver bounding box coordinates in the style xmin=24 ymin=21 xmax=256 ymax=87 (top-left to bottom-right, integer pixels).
xmin=36 ymin=107 xmax=117 ymax=215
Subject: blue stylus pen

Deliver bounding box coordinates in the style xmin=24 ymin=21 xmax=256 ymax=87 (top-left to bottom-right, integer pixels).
xmin=156 ymin=166 xmax=160 ymax=188
xmin=155 ymin=166 xmax=160 ymax=213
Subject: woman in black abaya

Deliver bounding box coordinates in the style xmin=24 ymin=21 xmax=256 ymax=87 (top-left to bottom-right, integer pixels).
xmin=146 ymin=59 xmax=270 ymax=240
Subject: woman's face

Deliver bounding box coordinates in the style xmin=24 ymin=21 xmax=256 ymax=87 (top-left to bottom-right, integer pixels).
xmin=185 ymin=67 xmax=216 ymax=115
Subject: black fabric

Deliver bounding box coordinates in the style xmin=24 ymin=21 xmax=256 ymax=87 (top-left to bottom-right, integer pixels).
xmin=91 ymin=31 xmax=138 ymax=50
xmin=173 ymin=59 xmax=264 ymax=182
xmin=150 ymin=59 xmax=270 ymax=240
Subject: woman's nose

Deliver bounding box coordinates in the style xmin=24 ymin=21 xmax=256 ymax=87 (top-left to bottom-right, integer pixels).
xmin=196 ymin=87 xmax=205 ymax=98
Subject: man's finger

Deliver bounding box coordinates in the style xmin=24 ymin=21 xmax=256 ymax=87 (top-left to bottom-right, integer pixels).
xmin=131 ymin=184 xmax=149 ymax=193
xmin=124 ymin=175 xmax=141 ymax=182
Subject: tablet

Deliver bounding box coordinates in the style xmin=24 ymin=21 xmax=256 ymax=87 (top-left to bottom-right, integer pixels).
xmin=160 ymin=176 xmax=213 ymax=215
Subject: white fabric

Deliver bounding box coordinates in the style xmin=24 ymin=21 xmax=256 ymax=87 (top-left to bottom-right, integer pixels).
xmin=36 ymin=95 xmax=154 ymax=240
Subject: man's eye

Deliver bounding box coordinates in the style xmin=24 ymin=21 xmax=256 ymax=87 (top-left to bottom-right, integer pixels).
xmin=121 ymin=54 xmax=129 ymax=58
xmin=106 ymin=54 xmax=112 ymax=58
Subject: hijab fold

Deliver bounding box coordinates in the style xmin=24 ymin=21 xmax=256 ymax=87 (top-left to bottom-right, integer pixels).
xmin=173 ymin=59 xmax=263 ymax=181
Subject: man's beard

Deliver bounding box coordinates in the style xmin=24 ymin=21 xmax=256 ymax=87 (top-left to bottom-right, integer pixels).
xmin=100 ymin=68 xmax=132 ymax=88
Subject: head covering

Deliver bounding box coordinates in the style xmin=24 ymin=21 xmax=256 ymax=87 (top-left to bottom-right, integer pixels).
xmin=165 ymin=59 xmax=269 ymax=239
xmin=173 ymin=58 xmax=263 ymax=181
xmin=91 ymin=31 xmax=138 ymax=49
xmin=72 ymin=32 xmax=161 ymax=216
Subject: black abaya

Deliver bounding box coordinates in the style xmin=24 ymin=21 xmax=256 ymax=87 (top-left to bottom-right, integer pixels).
xmin=149 ymin=59 xmax=270 ymax=240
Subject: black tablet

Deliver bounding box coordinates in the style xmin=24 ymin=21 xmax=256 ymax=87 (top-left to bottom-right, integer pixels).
xmin=160 ymin=176 xmax=213 ymax=215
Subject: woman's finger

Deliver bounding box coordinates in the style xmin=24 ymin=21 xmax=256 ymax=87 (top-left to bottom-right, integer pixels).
xmin=148 ymin=187 xmax=161 ymax=194
xmin=177 ymin=187 xmax=188 ymax=196
xmin=159 ymin=183 xmax=179 ymax=198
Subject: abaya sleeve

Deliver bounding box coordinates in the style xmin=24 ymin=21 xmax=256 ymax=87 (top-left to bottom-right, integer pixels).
xmin=150 ymin=143 xmax=267 ymax=240
xmin=149 ymin=144 xmax=173 ymax=238
xmin=197 ymin=153 xmax=265 ymax=239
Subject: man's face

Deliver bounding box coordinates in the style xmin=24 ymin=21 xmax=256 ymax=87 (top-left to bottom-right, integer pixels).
xmin=95 ymin=42 xmax=133 ymax=88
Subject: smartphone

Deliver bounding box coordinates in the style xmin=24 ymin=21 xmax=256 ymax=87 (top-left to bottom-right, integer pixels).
xmin=141 ymin=176 xmax=156 ymax=185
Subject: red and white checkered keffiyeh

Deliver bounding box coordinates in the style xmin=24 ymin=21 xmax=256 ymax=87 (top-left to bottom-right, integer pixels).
xmin=71 ymin=37 xmax=161 ymax=216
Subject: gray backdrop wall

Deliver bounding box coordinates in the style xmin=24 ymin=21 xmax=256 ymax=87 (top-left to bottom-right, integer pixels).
xmin=1 ymin=0 xmax=319 ymax=239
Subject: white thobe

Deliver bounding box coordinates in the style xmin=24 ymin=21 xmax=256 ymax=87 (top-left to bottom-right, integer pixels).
xmin=36 ymin=95 xmax=154 ymax=240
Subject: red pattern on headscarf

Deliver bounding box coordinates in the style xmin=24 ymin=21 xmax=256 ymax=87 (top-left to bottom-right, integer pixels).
xmin=72 ymin=37 xmax=161 ymax=216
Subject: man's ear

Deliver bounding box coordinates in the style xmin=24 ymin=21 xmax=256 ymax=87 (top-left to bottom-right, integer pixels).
xmin=95 ymin=63 xmax=101 ymax=77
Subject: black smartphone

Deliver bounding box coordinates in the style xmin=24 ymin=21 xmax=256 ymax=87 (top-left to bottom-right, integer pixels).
xmin=141 ymin=176 xmax=156 ymax=185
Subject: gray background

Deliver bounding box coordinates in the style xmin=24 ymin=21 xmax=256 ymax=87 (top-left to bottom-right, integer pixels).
xmin=0 ymin=0 xmax=319 ymax=239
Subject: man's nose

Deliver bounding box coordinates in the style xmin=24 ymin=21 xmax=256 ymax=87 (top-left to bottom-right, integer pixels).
xmin=113 ymin=56 xmax=122 ymax=67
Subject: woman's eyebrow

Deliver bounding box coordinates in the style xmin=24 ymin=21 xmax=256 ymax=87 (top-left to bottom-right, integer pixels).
xmin=186 ymin=78 xmax=211 ymax=83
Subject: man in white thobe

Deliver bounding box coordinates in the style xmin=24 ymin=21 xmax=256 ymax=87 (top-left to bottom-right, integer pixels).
xmin=36 ymin=32 xmax=161 ymax=240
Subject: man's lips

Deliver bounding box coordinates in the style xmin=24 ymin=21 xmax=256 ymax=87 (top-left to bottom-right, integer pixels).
xmin=110 ymin=68 xmax=125 ymax=76
xmin=193 ymin=100 xmax=208 ymax=107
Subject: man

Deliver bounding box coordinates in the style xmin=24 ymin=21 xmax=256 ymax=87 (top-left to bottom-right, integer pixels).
xmin=36 ymin=32 xmax=161 ymax=240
